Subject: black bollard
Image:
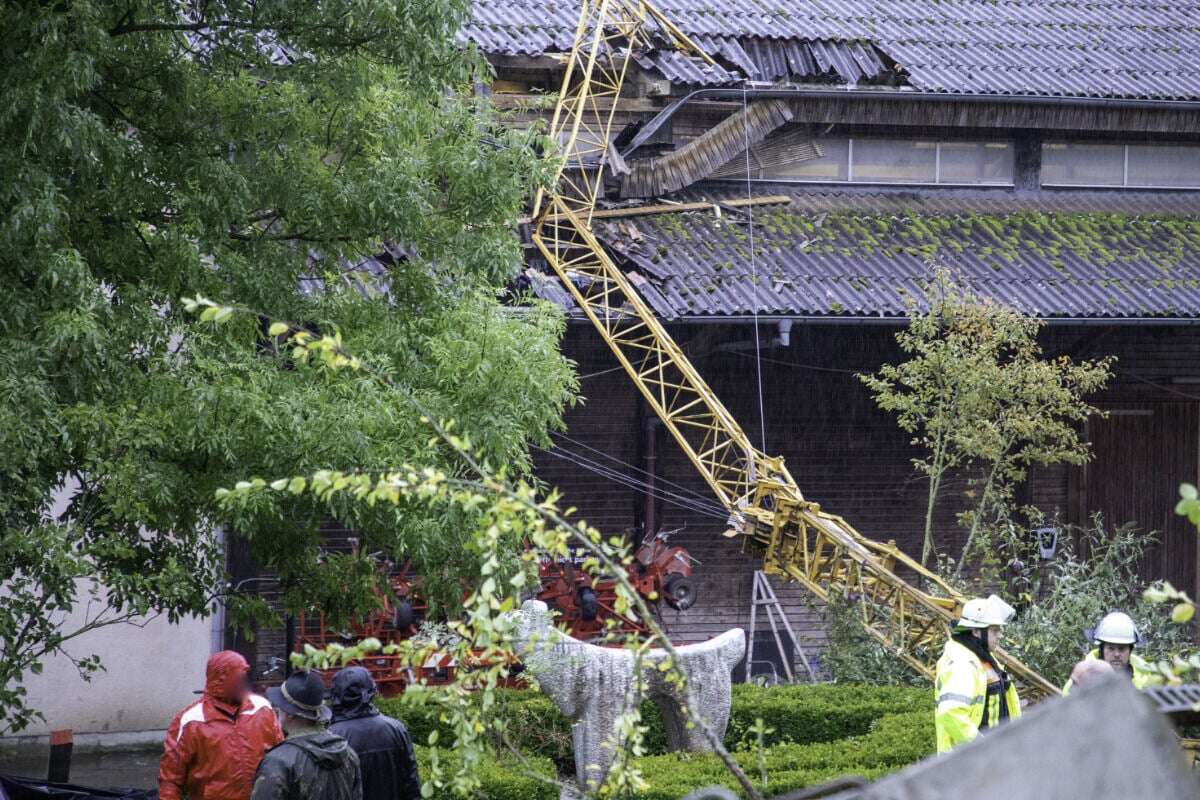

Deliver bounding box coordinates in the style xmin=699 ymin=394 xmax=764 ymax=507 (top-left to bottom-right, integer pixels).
xmin=47 ymin=729 xmax=73 ymax=783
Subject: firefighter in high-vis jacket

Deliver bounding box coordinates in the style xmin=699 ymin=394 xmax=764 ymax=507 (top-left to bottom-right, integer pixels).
xmin=1062 ymin=611 xmax=1156 ymax=696
xmin=934 ymin=595 xmax=1021 ymax=753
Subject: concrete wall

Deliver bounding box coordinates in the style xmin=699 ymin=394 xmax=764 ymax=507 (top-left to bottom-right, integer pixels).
xmin=3 ymin=479 xmax=215 ymax=742
xmin=11 ymin=606 xmax=212 ymax=739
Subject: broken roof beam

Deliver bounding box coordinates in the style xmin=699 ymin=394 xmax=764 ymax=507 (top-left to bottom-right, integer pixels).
xmin=620 ymin=99 xmax=795 ymax=198
xmin=524 ymin=195 xmax=791 ymax=225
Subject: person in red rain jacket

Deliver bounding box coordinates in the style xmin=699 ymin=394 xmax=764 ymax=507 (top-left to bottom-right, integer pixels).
xmin=160 ymin=651 xmax=284 ymax=800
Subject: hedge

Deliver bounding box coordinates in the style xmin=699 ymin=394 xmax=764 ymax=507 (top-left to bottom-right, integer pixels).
xmin=628 ymin=711 xmax=935 ymax=800
xmin=721 ymin=683 xmax=930 ymax=749
xmin=380 ymin=683 xmax=932 ymax=773
xmin=415 ymin=746 xmax=557 ymax=800
xmin=411 ymin=712 xmax=932 ymax=799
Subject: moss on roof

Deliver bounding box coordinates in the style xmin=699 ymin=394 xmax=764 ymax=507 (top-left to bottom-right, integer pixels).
xmin=593 ymin=202 xmax=1200 ymax=318
xmin=747 ymin=209 xmax=1200 ymax=283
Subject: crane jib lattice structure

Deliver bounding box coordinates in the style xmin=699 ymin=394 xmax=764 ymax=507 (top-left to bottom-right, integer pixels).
xmin=529 ymin=0 xmax=1060 ymax=701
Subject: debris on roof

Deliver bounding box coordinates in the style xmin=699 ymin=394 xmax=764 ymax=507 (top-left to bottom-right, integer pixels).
xmin=464 ymin=1 xmax=1200 ymax=100
xmin=527 ymin=187 xmax=1200 ymax=320
xmin=621 ymin=100 xmax=797 ymax=198
xmin=638 ymin=35 xmax=898 ymax=87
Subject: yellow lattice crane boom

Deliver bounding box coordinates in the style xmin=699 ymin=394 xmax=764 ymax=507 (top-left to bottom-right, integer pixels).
xmin=529 ymin=0 xmax=1059 ymax=701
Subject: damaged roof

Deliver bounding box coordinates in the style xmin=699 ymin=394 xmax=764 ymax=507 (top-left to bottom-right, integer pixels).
xmin=525 ymin=187 xmax=1200 ymax=320
xmin=465 ymin=1 xmax=1200 ymax=100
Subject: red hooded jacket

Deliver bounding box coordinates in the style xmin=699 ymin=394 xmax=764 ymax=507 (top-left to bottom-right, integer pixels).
xmin=159 ymin=651 xmax=283 ymax=800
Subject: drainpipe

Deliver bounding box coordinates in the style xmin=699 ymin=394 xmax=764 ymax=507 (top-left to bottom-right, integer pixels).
xmin=774 ymin=319 xmax=793 ymax=347
xmin=643 ymin=416 xmax=662 ymax=538
xmin=210 ymin=526 xmax=227 ymax=654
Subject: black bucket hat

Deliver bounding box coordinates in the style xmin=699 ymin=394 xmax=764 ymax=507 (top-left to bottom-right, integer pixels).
xmin=266 ymin=670 xmax=331 ymax=724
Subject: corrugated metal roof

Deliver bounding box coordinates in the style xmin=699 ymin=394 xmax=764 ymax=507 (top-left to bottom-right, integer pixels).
xmin=464 ymin=1 xmax=1200 ymax=100
xmin=637 ymin=36 xmax=891 ymax=86
xmin=529 ymin=187 xmax=1200 ymax=319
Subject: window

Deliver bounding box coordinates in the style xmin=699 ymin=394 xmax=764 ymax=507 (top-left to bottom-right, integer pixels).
xmin=772 ymin=137 xmax=849 ymax=181
xmin=720 ymin=137 xmax=1014 ymax=186
xmin=1127 ymin=145 xmax=1200 ymax=188
xmin=1041 ymin=142 xmax=1200 ymax=188
xmin=1041 ymin=143 xmax=1124 ymax=186
xmin=851 ymin=139 xmax=937 ymax=183
xmin=940 ymin=142 xmax=1015 ymax=184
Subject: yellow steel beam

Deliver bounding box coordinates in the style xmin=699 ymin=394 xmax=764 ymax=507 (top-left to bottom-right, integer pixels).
xmin=532 ymin=0 xmax=1060 ymax=701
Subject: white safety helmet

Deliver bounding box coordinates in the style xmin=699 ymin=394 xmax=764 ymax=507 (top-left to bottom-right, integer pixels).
xmin=1092 ymin=611 xmax=1142 ymax=646
xmin=956 ymin=594 xmax=1017 ymax=629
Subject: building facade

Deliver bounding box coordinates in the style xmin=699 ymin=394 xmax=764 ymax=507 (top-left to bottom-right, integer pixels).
xmin=470 ymin=0 xmax=1200 ymax=670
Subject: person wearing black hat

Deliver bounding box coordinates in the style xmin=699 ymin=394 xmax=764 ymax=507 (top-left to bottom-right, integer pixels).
xmin=251 ymin=671 xmax=362 ymax=800
xmin=329 ymin=667 xmax=421 ymax=800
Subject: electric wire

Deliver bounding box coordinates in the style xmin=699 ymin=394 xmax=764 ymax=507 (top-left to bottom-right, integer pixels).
xmin=533 ymin=447 xmax=728 ymax=521
xmin=728 ymin=349 xmax=861 ymax=375
xmin=577 ymin=364 xmax=628 ymax=380
xmin=549 ymin=430 xmax=720 ymax=505
xmin=727 ymin=348 xmax=1200 ymax=400
xmin=531 ymin=443 xmax=728 ymax=520
xmin=1119 ymin=371 xmax=1200 ymax=402
xmin=535 ymin=441 xmax=728 ymax=518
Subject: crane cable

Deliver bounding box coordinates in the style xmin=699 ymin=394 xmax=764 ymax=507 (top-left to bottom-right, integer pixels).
xmin=741 ymin=86 xmax=768 ymax=454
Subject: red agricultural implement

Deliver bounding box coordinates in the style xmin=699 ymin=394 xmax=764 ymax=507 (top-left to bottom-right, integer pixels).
xmin=289 ymin=530 xmax=696 ymax=694
xmin=536 ymin=529 xmax=695 ymax=638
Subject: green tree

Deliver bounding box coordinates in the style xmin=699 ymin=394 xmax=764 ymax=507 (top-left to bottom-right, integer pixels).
xmin=1139 ymin=484 xmax=1200 ymax=683
xmin=860 ymin=270 xmax=1111 ymax=568
xmin=196 ymin=301 xmax=763 ymax=800
xmin=0 ymin=1 xmax=575 ymax=733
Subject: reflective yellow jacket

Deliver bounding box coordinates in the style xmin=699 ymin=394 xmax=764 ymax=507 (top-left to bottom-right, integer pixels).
xmin=935 ymin=638 xmax=1021 ymax=753
xmin=1061 ymin=648 xmax=1157 ymax=696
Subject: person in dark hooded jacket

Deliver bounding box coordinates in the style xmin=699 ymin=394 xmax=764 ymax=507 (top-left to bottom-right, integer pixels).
xmin=252 ymin=670 xmax=361 ymax=800
xmin=329 ymin=667 xmax=421 ymax=800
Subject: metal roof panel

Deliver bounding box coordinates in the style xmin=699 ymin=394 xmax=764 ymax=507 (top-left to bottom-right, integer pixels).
xmin=468 ymin=1 xmax=1200 ymax=99
xmin=526 ymin=186 xmax=1200 ymax=319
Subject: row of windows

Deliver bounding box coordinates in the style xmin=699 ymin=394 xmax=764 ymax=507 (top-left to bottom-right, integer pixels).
xmin=725 ymin=138 xmax=1200 ymax=189
xmin=758 ymin=139 xmax=1014 ymax=185
xmin=1042 ymin=143 xmax=1200 ymax=188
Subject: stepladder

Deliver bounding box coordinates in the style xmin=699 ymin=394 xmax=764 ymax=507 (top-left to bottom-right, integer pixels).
xmin=745 ymin=569 xmax=817 ymax=684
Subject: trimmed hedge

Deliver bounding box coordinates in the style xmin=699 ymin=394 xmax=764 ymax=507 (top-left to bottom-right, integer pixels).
xmin=385 ymin=688 xmax=575 ymax=772
xmin=380 ymin=683 xmax=932 ymax=771
xmin=415 ymin=746 xmax=557 ymax=800
xmin=721 ymin=683 xmax=929 ymax=749
xmin=629 ymin=711 xmax=935 ymax=800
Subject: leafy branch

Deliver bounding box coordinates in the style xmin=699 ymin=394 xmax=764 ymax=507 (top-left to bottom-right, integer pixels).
xmin=1139 ymin=483 xmax=1200 ymax=684
xmin=187 ymin=296 xmax=762 ymax=800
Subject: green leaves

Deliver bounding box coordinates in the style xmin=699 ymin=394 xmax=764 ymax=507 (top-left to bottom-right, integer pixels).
xmin=1175 ymin=483 xmax=1200 ymax=527
xmin=1140 ymin=579 xmax=1199 ymax=680
xmin=0 ymin=0 xmax=571 ymax=736
xmin=860 ymin=267 xmax=1111 ymax=568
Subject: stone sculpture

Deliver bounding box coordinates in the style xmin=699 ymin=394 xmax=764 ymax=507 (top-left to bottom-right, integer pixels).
xmin=511 ymin=600 xmax=746 ymax=788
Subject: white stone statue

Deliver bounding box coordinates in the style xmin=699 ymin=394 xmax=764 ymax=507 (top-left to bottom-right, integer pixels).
xmin=511 ymin=600 xmax=745 ymax=788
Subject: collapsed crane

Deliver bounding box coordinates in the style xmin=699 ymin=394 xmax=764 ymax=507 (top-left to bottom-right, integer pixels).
xmin=529 ymin=0 xmax=1059 ymax=701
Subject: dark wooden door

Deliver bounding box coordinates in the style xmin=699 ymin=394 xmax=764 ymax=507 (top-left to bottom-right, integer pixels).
xmin=1082 ymin=402 xmax=1199 ymax=597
